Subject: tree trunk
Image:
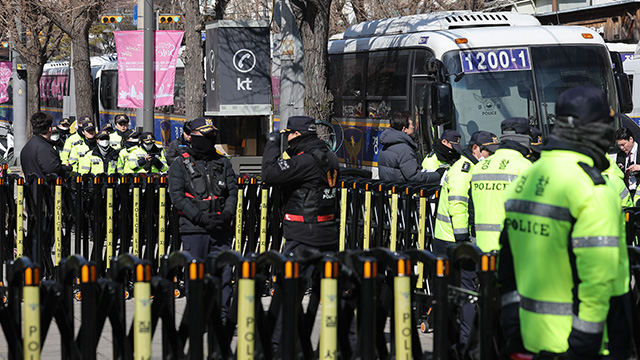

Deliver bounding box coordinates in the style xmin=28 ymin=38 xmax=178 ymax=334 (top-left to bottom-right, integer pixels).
xmin=72 ymin=29 xmax=93 ymax=120
xmin=294 ymin=0 xmax=334 ymax=122
xmin=183 ymin=0 xmax=205 ymax=121
xmin=25 ymin=61 xmax=44 ymax=139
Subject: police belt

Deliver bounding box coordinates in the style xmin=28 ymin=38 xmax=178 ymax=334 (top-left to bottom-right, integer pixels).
xmin=285 ymin=213 xmax=335 ymax=223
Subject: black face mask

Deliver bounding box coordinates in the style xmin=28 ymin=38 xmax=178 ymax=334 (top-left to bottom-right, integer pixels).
xmin=190 ymin=135 xmax=216 ymax=160
xmin=86 ymin=137 xmax=96 ymax=147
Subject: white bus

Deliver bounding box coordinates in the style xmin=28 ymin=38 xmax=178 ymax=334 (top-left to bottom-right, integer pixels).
xmin=328 ymin=11 xmax=632 ymax=173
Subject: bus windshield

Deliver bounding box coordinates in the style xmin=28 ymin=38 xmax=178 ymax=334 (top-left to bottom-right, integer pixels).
xmin=442 ymin=45 xmax=615 ymax=143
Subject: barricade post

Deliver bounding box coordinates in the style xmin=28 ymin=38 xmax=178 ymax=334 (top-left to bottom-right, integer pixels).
xmin=349 ymin=181 xmax=361 ymax=250
xmin=363 ymin=183 xmax=372 ymax=250
xmin=157 ymin=176 xmax=168 ymax=267
xmin=259 ymin=182 xmax=269 ymax=253
xmin=134 ymin=262 xmax=153 ymax=360
xmin=390 ymin=185 xmax=399 ymax=251
xmin=281 ymin=258 xmax=300 ymax=359
xmin=237 ymin=258 xmax=257 ymax=360
xmin=79 ymin=262 xmax=98 ymax=360
xmin=23 ymin=263 xmax=41 ymax=360
xmin=92 ymin=175 xmax=104 ymax=268
xmin=416 ymin=188 xmax=428 ymax=288
xmin=119 ymin=175 xmax=132 ymax=256
xmin=54 ymin=177 xmax=63 ymax=266
xmin=105 ymin=175 xmax=116 ymax=270
xmin=478 ymin=251 xmax=498 ymax=360
xmin=144 ymin=175 xmax=155 ymax=264
xmin=339 ymin=180 xmax=348 ymax=251
xmin=82 ymin=175 xmax=92 ymax=258
xmin=74 ymin=175 xmax=83 ymax=256
xmin=16 ymin=177 xmax=24 ymax=258
xmin=358 ymin=257 xmax=377 ymax=359
xmin=625 ymin=208 xmax=637 ymax=246
xmin=35 ymin=176 xmax=45 ymax=264
xmin=394 ymin=255 xmax=412 ymax=359
xmin=319 ymin=258 xmax=339 ymax=359
xmin=187 ymin=259 xmax=205 ymax=359
xmin=132 ymin=175 xmax=142 ymax=257
xmin=235 ymin=177 xmax=245 ymax=253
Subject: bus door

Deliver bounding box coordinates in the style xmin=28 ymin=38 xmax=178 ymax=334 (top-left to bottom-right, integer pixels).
xmin=412 ymin=77 xmax=433 ymax=159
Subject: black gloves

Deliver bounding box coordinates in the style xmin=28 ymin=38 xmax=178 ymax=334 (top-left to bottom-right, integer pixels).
xmin=220 ymin=210 xmax=233 ymax=223
xmin=137 ymin=158 xmax=147 ymax=167
xmin=151 ymin=156 xmax=164 ymax=169
xmin=267 ymin=131 xmax=281 ymax=145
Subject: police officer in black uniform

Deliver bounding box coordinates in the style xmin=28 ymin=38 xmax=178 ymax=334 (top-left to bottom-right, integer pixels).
xmin=168 ymin=116 xmax=237 ymax=317
xmin=262 ymin=115 xmax=340 ymax=354
xmin=262 ymin=115 xmax=340 ymax=255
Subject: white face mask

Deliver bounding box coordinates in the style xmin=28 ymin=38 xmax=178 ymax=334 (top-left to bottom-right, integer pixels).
xmin=50 ymin=133 xmax=60 ymax=142
xmin=98 ymin=139 xmax=110 ymax=148
xmin=143 ymin=143 xmax=153 ymax=151
xmin=478 ymin=156 xmax=485 ymax=161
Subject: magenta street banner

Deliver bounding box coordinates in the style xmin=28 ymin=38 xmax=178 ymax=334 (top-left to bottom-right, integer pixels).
xmin=114 ymin=30 xmax=184 ymax=108
xmin=0 ymin=62 xmax=12 ymax=104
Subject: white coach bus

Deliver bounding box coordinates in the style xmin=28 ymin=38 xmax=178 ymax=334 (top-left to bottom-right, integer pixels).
xmin=328 ymin=11 xmax=632 ymax=172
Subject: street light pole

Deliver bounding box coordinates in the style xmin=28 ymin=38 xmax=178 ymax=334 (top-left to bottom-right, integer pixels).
xmin=143 ymin=0 xmax=154 ymax=133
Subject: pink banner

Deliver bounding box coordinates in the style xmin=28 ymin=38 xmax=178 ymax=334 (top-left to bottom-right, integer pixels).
xmin=114 ymin=30 xmax=184 ymax=108
xmin=0 ymin=62 xmax=11 ymax=104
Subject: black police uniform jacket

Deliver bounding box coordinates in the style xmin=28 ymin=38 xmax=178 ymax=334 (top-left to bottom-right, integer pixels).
xmin=262 ymin=136 xmax=340 ymax=247
xmin=168 ymin=148 xmax=238 ymax=234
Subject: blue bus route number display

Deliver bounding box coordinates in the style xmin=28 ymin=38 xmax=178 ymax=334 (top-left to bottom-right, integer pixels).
xmin=461 ymin=48 xmax=531 ymax=73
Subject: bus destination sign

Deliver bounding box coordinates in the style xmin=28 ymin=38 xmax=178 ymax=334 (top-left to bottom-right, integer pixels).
xmin=460 ymin=48 xmax=531 ymax=73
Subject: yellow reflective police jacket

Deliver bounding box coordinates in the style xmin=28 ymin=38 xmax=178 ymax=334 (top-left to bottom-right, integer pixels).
xmin=499 ymin=149 xmax=619 ymax=356
xmin=433 ymin=149 xmax=479 ymax=242
xmin=469 ymin=146 xmax=531 ymax=252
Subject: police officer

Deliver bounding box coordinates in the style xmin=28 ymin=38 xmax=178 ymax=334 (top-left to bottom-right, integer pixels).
xmin=469 ymin=118 xmax=532 ymax=252
xmin=422 ymin=129 xmax=462 ymax=174
xmin=60 ymin=115 xmax=91 ymax=165
xmin=111 ymin=114 xmax=131 ymax=150
xmin=262 ymin=116 xmax=340 ymax=254
xmin=433 ymin=130 xmax=498 ymax=344
xmin=125 ymin=132 xmax=168 ymax=173
xmin=117 ymin=130 xmax=138 ymax=174
xmin=57 ymin=118 xmax=71 ymax=144
xmin=168 ymin=116 xmax=237 ymax=317
xmin=68 ymin=117 xmax=97 ymax=173
xmin=499 ymin=86 xmax=623 ymax=359
xmin=167 ymin=120 xmax=192 ymax=165
xmin=79 ymin=130 xmax=119 ymax=175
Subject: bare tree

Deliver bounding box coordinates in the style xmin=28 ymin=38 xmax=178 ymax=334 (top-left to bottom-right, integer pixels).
xmin=0 ymin=0 xmax=64 ymax=137
xmin=40 ymin=0 xmax=104 ymax=120
xmin=289 ymin=0 xmax=334 ymax=122
xmin=175 ymin=0 xmax=230 ymax=122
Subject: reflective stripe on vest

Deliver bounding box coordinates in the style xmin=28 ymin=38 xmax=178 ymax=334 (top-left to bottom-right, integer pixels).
xmin=436 ymin=213 xmax=451 ymax=223
xmin=571 ymin=236 xmax=619 ymax=248
xmin=448 ymin=195 xmax=469 ymax=203
xmin=520 ymin=295 xmax=571 ymax=316
xmin=476 ymin=223 xmax=501 ymax=232
xmin=505 ymin=199 xmax=573 ymax=222
xmin=621 ymin=187 xmax=629 ymax=200
xmin=453 ymin=228 xmax=469 ymax=235
xmin=471 ymin=173 xmax=518 ymax=182
xmin=572 ymin=315 xmax=605 ymax=334
xmin=285 ymin=213 xmax=335 ymax=222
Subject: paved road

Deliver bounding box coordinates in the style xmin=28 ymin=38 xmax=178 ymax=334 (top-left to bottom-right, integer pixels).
xmin=0 ymin=292 xmax=434 ymax=359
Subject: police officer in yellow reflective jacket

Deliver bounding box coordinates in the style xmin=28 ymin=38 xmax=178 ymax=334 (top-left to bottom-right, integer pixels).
xmin=469 ymin=118 xmax=532 ymax=252
xmin=421 ymin=129 xmax=462 ymax=175
xmin=499 ymin=86 xmax=622 ymax=359
xmin=117 ymin=130 xmax=138 ymax=173
xmin=433 ymin=129 xmax=498 ymax=343
xmin=124 ymin=132 xmax=168 ymax=173
xmin=110 ymin=114 xmax=131 ymax=150
xmin=60 ymin=116 xmax=88 ymax=165
xmin=79 ymin=130 xmax=119 ymax=175
xmin=68 ymin=117 xmax=97 ymax=173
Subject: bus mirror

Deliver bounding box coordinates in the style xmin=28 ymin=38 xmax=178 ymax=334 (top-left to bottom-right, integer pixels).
xmin=610 ymin=51 xmax=624 ymax=74
xmin=615 ymin=72 xmax=633 ymax=113
xmin=431 ymin=82 xmax=453 ymax=126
